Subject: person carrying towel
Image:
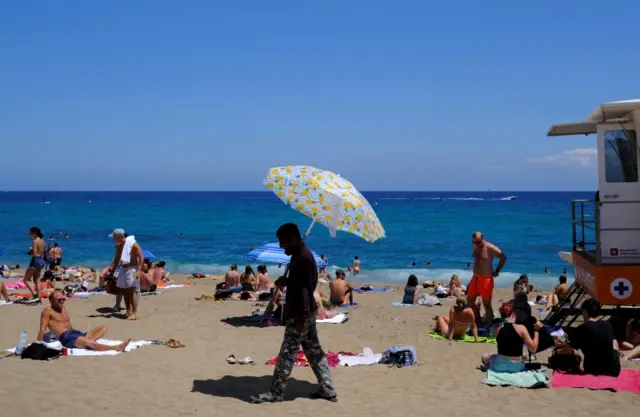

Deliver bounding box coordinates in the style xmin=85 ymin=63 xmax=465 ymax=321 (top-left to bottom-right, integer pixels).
xmin=109 ymin=229 xmax=144 ymax=320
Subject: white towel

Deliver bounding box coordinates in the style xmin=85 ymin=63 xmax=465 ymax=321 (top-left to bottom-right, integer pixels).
xmin=339 ymin=353 xmax=382 ymax=366
xmin=317 ymin=313 xmax=347 ymax=324
xmin=161 ymin=284 xmax=184 ymax=289
xmin=120 ymin=235 xmax=136 ymax=264
xmin=0 ymin=300 xmax=13 ymax=306
xmin=6 ymin=339 xmax=155 ymax=356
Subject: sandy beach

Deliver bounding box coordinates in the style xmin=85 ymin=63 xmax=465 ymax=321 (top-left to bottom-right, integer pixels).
xmin=1 ymin=275 xmax=638 ymax=417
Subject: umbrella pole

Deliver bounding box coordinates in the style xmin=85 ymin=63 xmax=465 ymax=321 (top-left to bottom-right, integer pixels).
xmin=304 ymin=219 xmax=316 ymax=239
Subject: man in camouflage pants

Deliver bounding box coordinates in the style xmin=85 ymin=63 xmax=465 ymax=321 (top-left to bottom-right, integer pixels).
xmin=251 ymin=223 xmax=337 ymax=404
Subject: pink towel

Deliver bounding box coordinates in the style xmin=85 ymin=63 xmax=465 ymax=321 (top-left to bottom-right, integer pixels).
xmin=5 ymin=281 xmax=27 ymax=290
xmin=551 ymin=369 xmax=640 ymax=395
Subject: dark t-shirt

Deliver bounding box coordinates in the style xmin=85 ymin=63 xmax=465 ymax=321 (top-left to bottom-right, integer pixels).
xmin=570 ymin=320 xmax=621 ymax=377
xmin=284 ymin=243 xmax=318 ymax=319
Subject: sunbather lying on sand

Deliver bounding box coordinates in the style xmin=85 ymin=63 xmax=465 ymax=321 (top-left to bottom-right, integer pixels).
xmin=38 ymin=289 xmax=131 ymax=351
xmin=231 ymin=291 xmax=259 ymax=301
xmin=314 ymin=290 xmax=338 ymax=320
xmin=434 ymin=296 xmax=478 ymax=342
xmin=329 ymin=269 xmax=354 ymax=306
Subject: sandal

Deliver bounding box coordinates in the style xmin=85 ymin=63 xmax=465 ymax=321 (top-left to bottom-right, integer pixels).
xmin=226 ymin=354 xmax=237 ymax=364
xmin=165 ymin=339 xmax=186 ymax=348
xmin=237 ymin=356 xmax=254 ymax=365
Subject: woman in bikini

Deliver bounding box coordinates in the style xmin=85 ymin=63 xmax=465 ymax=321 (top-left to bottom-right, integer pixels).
xmin=240 ymin=265 xmax=258 ymax=291
xmin=435 ymin=295 xmax=479 ymax=342
xmin=24 ymin=226 xmax=46 ymax=300
xmin=352 ymin=256 xmax=360 ymax=275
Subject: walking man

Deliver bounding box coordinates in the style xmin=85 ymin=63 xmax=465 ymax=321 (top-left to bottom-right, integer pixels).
xmin=468 ymin=231 xmax=507 ymax=326
xmin=251 ymin=223 xmax=337 ymax=404
xmin=109 ymin=229 xmax=143 ymax=320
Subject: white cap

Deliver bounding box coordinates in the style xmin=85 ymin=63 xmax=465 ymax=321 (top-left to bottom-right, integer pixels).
xmin=109 ymin=228 xmax=126 ymax=238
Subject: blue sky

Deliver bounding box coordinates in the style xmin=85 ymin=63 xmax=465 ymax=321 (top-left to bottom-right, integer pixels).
xmin=1 ymin=1 xmax=636 ymax=191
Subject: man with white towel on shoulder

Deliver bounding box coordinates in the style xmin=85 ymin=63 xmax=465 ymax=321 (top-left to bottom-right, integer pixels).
xmin=109 ymin=229 xmax=144 ymax=320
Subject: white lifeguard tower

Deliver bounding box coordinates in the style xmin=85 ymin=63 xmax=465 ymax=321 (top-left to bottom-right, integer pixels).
xmin=545 ymin=100 xmax=640 ymax=326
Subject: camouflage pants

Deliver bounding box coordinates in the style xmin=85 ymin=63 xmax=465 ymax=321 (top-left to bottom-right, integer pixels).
xmin=270 ymin=312 xmax=336 ymax=399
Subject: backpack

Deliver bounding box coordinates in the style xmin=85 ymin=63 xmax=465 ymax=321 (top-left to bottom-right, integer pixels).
xmin=379 ymin=346 xmax=417 ymax=368
xmin=20 ymin=343 xmax=61 ymax=361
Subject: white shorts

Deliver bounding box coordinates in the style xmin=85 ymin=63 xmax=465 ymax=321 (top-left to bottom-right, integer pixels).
xmin=116 ymin=267 xmax=137 ymax=289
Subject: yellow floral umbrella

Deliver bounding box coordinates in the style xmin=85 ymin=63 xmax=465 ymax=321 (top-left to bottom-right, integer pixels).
xmin=264 ymin=165 xmax=386 ymax=242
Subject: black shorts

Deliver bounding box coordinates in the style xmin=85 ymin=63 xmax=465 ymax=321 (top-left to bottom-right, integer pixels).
xmin=55 ymin=258 xmax=62 ymax=266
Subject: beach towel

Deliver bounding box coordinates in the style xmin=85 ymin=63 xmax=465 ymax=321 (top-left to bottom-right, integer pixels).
xmin=0 ymin=300 xmax=13 ymax=306
xmin=392 ymin=301 xmax=440 ymax=307
xmin=339 ymin=348 xmax=382 ymax=367
xmin=4 ymin=281 xmax=27 ymax=290
xmin=317 ymin=313 xmax=348 ymax=324
xmin=551 ymin=369 xmax=640 ymax=395
xmin=354 ymin=286 xmax=391 ymax=293
xmin=429 ymin=331 xmax=496 ymax=344
xmin=6 ymin=339 xmax=156 ymax=357
xmin=266 ymin=350 xmax=340 ymax=367
xmin=120 ymin=235 xmax=136 ymax=264
xmin=482 ymin=369 xmax=549 ymax=388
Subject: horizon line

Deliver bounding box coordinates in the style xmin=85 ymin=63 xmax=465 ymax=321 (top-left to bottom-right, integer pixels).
xmin=0 ymin=189 xmax=595 ymax=193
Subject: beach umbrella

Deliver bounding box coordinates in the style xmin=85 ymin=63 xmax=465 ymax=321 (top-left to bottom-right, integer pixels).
xmin=142 ymin=249 xmax=156 ymax=260
xmin=264 ymin=165 xmax=385 ymax=242
xmin=244 ymin=243 xmax=327 ymax=267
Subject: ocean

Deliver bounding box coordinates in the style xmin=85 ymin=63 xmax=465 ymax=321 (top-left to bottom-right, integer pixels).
xmin=0 ymin=191 xmax=590 ymax=290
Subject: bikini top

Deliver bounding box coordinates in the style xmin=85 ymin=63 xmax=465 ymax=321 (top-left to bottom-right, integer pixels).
xmin=497 ymin=323 xmax=524 ymax=357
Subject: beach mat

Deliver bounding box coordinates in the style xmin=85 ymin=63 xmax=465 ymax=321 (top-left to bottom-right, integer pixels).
xmin=6 ymin=339 xmax=156 ymax=357
xmin=429 ymin=331 xmax=496 ymax=344
xmin=551 ymin=369 xmax=640 ymax=395
xmin=482 ymin=370 xmax=549 ymax=388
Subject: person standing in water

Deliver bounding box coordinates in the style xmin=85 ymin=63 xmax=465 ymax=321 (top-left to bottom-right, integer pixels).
xmin=24 ymin=226 xmax=46 ymax=300
xmin=251 ymin=223 xmax=336 ymax=404
xmin=468 ymin=232 xmax=507 ymax=326
xmin=352 ymin=256 xmax=360 ymax=276
xmin=53 ymin=242 xmax=63 ymax=266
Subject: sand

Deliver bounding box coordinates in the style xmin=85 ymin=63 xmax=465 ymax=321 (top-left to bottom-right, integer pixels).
xmin=1 ymin=275 xmax=638 ymax=417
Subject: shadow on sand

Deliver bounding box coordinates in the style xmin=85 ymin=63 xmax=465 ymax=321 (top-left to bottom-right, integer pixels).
xmin=220 ymin=316 xmax=276 ymax=328
xmin=192 ymin=375 xmax=316 ymax=403
xmin=86 ymin=307 xmax=126 ymax=319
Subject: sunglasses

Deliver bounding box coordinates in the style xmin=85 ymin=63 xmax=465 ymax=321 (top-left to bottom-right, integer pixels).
xmin=55 ymin=298 xmax=66 ymax=303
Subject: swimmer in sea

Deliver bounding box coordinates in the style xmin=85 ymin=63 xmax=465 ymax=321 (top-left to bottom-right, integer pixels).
xmin=352 ymin=256 xmax=360 ymax=276
xmin=434 ymin=295 xmax=478 ymax=343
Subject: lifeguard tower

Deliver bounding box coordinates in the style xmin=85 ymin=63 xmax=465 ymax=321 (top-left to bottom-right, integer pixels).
xmin=545 ymin=100 xmax=640 ymax=327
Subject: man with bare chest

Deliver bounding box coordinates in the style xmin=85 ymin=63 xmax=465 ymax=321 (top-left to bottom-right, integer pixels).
xmin=37 ymin=289 xmax=130 ymax=352
xmin=469 ymin=232 xmax=507 ymax=326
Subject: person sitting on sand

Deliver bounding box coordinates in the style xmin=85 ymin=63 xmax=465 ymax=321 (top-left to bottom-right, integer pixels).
xmin=513 ymin=274 xmax=530 ymax=296
xmin=620 ymin=319 xmax=640 ymax=361
xmin=435 ymin=296 xmax=478 ymax=342
xmin=37 ymin=289 xmax=131 ymax=352
xmin=224 ymin=264 xmax=240 ymax=287
xmin=567 ymin=299 xmax=621 ymax=377
xmin=402 ymin=275 xmax=420 ymax=305
xmin=256 ymin=265 xmax=272 ymax=291
xmin=329 ymin=269 xmax=354 ymax=306
xmin=544 ymin=275 xmax=570 ymax=310
xmin=314 ymin=289 xmax=338 ymax=320
xmin=139 ymin=261 xmax=157 ymax=293
xmin=447 ymin=274 xmax=464 ymax=297
xmin=240 ymin=265 xmax=258 ymax=291
xmin=151 ymin=261 xmax=167 ymax=284
xmin=481 ymin=300 xmax=540 ymax=373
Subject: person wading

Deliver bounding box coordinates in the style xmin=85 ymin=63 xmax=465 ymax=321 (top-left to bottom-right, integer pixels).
xmin=251 ymin=223 xmax=337 ymax=404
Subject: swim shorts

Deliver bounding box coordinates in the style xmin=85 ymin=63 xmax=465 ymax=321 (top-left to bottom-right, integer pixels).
xmin=468 ymin=275 xmax=494 ymax=299
xmin=28 ymin=256 xmax=46 ymax=270
xmin=116 ymin=267 xmax=137 ymax=289
xmin=59 ymin=330 xmax=87 ymax=348
xmin=486 ymin=354 xmax=525 ymax=373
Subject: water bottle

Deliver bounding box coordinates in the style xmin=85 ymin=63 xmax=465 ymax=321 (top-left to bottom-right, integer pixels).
xmin=15 ymin=331 xmax=28 ymax=355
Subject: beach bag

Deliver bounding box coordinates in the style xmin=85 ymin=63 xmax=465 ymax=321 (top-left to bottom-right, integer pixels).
xmin=379 ymin=346 xmax=416 ymax=368
xmin=214 ymin=288 xmax=233 ymax=300
xmin=548 ymin=344 xmax=581 ymax=373
xmin=20 ymin=343 xmax=61 ymax=361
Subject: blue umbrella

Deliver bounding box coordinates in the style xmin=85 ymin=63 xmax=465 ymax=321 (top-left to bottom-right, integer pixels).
xmin=244 ymin=243 xmax=327 ymax=267
xmin=142 ymin=249 xmax=156 ymax=260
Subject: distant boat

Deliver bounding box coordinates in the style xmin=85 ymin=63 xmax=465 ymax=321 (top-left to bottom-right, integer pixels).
xmin=500 ymin=196 xmax=517 ymax=201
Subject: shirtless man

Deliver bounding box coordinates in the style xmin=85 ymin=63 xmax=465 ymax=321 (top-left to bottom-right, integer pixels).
xmin=224 ymin=264 xmax=241 ymax=286
xmin=139 ymin=262 xmax=156 ymax=292
xmin=329 ymin=269 xmax=354 ymax=306
xmin=545 ymin=275 xmax=570 ymax=310
xmin=38 ymin=289 xmax=130 ymax=351
xmin=435 ymin=296 xmax=478 ymax=343
xmin=109 ymin=229 xmax=144 ymax=320
xmin=53 ymin=243 xmax=63 ymax=266
xmin=469 ymin=232 xmax=506 ymax=326
xmin=151 ymin=261 xmax=167 ymax=284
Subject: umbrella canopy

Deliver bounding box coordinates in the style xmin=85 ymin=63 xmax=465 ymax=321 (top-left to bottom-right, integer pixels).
xmin=265 ymin=165 xmax=385 ymax=242
xmin=142 ymin=249 xmax=156 ymax=260
xmin=244 ymin=243 xmax=327 ymax=267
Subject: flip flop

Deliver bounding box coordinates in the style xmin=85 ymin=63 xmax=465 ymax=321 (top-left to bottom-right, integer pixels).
xmin=165 ymin=339 xmax=186 ymax=348
xmin=238 ymin=356 xmax=254 ymax=365
xmin=226 ymin=354 xmax=237 ymax=364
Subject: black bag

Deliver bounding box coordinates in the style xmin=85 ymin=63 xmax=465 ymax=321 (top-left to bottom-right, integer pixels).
xmin=20 ymin=343 xmax=61 ymax=361
xmin=548 ymin=344 xmax=582 ymax=373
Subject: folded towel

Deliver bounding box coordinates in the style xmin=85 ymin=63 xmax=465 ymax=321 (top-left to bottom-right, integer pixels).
xmin=551 ymin=369 xmax=640 ymax=395
xmin=317 ymin=313 xmax=347 ymax=324
xmin=120 ymin=235 xmax=136 ymax=264
xmin=429 ymin=331 xmax=496 ymax=344
xmin=339 ymin=353 xmax=382 ymax=366
xmin=7 ymin=339 xmax=156 ymax=356
xmin=482 ymin=369 xmax=550 ymax=388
